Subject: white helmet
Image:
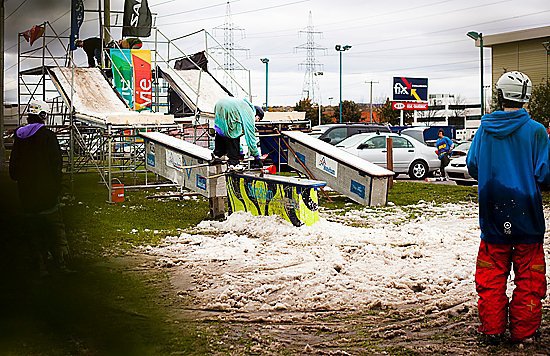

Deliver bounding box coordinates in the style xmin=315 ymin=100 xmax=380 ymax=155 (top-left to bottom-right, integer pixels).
xmin=28 ymin=99 xmax=50 ymax=117
xmin=496 ymin=71 xmax=531 ymax=103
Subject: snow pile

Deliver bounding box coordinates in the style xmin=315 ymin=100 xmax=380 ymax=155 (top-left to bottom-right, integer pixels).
xmin=143 ymin=202 xmax=550 ymax=313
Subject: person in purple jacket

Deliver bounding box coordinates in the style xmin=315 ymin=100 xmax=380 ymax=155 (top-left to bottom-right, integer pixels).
xmin=9 ymin=100 xmax=69 ymax=274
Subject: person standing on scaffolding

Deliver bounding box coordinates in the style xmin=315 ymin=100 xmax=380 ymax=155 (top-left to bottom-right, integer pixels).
xmin=75 ymin=37 xmax=104 ymax=67
xmin=117 ymin=37 xmax=143 ymax=49
xmin=210 ymin=97 xmax=263 ymax=170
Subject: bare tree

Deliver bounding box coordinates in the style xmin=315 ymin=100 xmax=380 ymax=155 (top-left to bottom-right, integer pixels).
xmin=451 ymin=95 xmax=467 ymax=118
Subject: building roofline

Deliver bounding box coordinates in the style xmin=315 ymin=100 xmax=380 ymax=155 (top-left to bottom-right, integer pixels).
xmin=473 ymin=25 xmax=550 ymax=47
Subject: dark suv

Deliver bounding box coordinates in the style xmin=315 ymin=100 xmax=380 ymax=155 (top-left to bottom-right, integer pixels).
xmin=310 ymin=123 xmax=391 ymax=145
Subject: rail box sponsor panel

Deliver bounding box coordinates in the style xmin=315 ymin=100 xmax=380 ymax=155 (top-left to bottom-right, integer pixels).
xmin=226 ymin=173 xmax=326 ymax=227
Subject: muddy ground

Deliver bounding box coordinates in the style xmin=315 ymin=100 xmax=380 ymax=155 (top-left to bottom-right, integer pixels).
xmin=133 ymin=254 xmax=549 ymax=355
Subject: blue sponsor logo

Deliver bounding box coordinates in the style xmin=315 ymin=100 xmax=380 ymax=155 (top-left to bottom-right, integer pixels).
xmin=295 ymin=151 xmax=306 ymax=165
xmin=350 ymin=180 xmax=365 ymax=199
xmin=147 ymin=153 xmax=155 ymax=167
xmin=196 ymin=174 xmax=207 ymax=190
xmin=246 ymin=183 xmax=274 ymax=201
xmin=319 ymin=156 xmax=336 ymax=176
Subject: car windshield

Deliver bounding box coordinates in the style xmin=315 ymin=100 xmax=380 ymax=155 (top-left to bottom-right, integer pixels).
xmin=310 ymin=125 xmax=331 ymax=134
xmin=454 ymin=141 xmax=471 ymax=152
xmin=337 ymin=134 xmax=375 ymax=148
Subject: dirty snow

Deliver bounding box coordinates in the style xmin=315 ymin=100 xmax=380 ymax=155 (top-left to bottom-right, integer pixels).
xmin=142 ymin=202 xmax=550 ymax=313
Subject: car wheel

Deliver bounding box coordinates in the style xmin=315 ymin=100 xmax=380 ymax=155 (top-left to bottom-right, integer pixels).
xmin=409 ymin=160 xmax=429 ymax=180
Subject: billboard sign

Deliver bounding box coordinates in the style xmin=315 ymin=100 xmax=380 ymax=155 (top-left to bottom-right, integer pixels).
xmin=392 ymin=101 xmax=429 ymax=111
xmin=393 ymin=77 xmax=428 ymax=102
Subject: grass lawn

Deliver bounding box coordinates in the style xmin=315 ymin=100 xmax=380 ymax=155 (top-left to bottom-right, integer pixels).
xmin=320 ymin=180 xmax=479 ymax=212
xmin=0 ymin=171 xmax=210 ymax=355
xmin=1 ymin=169 xmax=546 ymax=354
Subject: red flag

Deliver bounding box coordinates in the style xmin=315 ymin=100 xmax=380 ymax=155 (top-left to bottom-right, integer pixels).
xmin=22 ymin=25 xmax=45 ymax=46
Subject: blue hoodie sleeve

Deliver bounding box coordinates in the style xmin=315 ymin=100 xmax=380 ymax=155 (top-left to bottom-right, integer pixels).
xmin=533 ymin=125 xmax=550 ymax=186
xmin=466 ymin=130 xmax=480 ymax=180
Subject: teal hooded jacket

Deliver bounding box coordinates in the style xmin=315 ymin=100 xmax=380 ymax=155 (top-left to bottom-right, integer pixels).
xmin=466 ymin=108 xmax=550 ymax=244
xmin=214 ymin=97 xmax=260 ymax=158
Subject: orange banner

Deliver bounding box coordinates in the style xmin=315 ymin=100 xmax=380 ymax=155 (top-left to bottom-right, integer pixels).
xmin=131 ymin=49 xmax=152 ymax=111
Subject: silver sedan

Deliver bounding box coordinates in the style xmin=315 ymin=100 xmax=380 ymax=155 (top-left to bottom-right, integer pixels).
xmin=337 ymin=132 xmax=440 ymax=180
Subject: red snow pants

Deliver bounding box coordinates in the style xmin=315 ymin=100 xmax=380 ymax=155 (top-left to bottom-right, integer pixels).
xmin=475 ymin=240 xmax=546 ymax=341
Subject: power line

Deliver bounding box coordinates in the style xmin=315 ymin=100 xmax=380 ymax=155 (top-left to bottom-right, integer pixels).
xmin=321 ymin=0 xmax=512 ymax=36
xmin=244 ymin=0 xmax=457 ymax=38
xmin=156 ymin=0 xmax=242 ymax=18
xmin=157 ymin=0 xmax=310 ymax=26
xmin=4 ymin=9 xmax=71 ymax=57
xmin=6 ymin=0 xmax=29 ymax=20
xmin=353 ymin=8 xmax=550 ymax=47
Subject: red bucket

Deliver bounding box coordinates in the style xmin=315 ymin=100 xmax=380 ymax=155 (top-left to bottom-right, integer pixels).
xmin=111 ymin=183 xmax=125 ymax=203
xmin=265 ymin=164 xmax=277 ymax=175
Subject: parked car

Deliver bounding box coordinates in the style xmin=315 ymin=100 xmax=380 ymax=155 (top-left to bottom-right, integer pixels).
xmin=310 ymin=123 xmax=391 ymax=145
xmin=446 ymin=142 xmax=477 ymax=185
xmin=336 ymin=132 xmax=440 ymax=179
xmin=400 ymin=127 xmax=432 ymax=146
xmin=399 ymin=126 xmax=457 ymax=147
xmin=450 ymin=141 xmax=471 ymax=157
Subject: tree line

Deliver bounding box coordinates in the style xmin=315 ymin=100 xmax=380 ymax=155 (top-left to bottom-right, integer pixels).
xmin=285 ymin=81 xmax=550 ymax=127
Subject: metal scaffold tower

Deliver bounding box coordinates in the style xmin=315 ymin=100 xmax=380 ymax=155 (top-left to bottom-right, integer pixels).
xmin=212 ymin=1 xmax=249 ymax=95
xmin=16 ymin=10 xmax=251 ymax=202
xmin=295 ymin=11 xmax=325 ymax=103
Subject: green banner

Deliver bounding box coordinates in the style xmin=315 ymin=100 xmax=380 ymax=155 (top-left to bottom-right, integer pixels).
xmin=110 ymin=49 xmax=134 ymax=108
xmin=226 ymin=174 xmax=321 ymax=227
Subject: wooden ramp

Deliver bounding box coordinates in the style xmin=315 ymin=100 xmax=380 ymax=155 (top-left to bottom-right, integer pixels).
xmin=48 ymin=67 xmax=174 ymax=127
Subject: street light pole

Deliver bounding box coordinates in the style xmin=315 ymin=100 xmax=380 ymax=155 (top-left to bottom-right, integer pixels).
xmin=314 ymin=71 xmax=323 ymax=125
xmin=0 ymin=0 xmax=5 ymax=171
xmin=467 ymin=31 xmax=484 ymax=116
xmin=335 ymin=45 xmax=351 ymax=123
xmin=542 ymin=41 xmax=550 ymax=83
xmin=365 ymin=80 xmax=378 ymax=123
xmin=260 ymin=58 xmax=269 ymax=110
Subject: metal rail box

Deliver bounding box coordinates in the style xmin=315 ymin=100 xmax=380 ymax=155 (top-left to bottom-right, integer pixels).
xmin=140 ymin=132 xmax=225 ymax=198
xmin=281 ymin=131 xmax=394 ymax=206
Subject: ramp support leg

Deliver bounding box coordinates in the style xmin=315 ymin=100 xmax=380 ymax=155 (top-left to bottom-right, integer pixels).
xmin=208 ymin=164 xmax=225 ymax=219
xmin=209 ymin=197 xmax=226 ymax=220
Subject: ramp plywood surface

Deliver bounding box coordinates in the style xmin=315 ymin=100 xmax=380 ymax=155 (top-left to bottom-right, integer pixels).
xmin=49 ymin=67 xmax=175 ymax=125
xmin=160 ymin=66 xmax=230 ymax=115
xmin=50 ymin=67 xmax=130 ymax=117
xmin=140 ymin=132 xmax=212 ymax=161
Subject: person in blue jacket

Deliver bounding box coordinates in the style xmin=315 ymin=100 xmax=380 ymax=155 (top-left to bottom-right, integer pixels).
xmin=435 ymin=129 xmax=453 ymax=180
xmin=211 ymin=97 xmax=262 ymax=170
xmin=466 ymin=71 xmax=549 ymax=345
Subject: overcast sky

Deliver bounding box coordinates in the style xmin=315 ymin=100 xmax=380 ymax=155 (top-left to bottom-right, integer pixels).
xmin=5 ymin=0 xmax=550 ymax=106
